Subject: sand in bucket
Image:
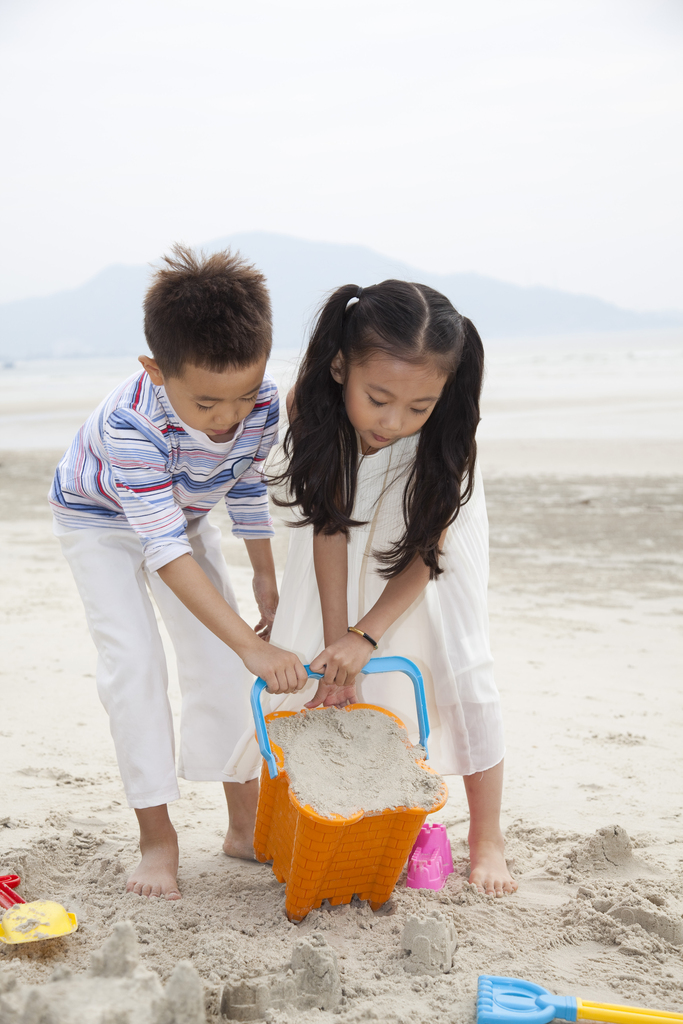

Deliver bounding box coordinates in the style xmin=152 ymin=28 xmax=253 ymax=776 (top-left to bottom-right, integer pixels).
xmin=267 ymin=706 xmax=444 ymax=819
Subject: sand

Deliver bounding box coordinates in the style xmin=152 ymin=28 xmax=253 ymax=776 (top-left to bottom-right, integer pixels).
xmin=267 ymin=708 xmax=445 ymax=818
xmin=1 ymin=406 xmax=682 ymax=1019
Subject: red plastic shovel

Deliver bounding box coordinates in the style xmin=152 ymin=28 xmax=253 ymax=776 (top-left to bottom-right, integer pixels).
xmin=0 ymin=874 xmax=24 ymax=909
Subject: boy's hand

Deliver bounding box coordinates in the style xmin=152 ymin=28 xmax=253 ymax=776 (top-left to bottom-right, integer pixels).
xmin=241 ymin=640 xmax=309 ymax=695
xmin=307 ymin=631 xmax=371 ymax=706
xmin=252 ymin=573 xmax=278 ymax=641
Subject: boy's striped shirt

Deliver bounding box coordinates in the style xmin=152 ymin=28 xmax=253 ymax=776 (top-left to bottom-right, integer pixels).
xmin=50 ymin=371 xmax=278 ymax=571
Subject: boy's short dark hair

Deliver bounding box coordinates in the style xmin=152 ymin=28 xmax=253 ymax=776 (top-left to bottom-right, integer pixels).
xmin=143 ymin=244 xmax=272 ymax=377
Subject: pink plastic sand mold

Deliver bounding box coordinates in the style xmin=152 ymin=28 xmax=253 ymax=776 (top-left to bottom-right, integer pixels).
xmin=406 ymin=822 xmax=454 ymax=891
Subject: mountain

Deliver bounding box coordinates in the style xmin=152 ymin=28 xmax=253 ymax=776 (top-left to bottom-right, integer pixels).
xmin=1 ymin=232 xmax=681 ymax=360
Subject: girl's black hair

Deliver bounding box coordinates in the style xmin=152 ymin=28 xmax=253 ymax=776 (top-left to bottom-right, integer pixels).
xmin=275 ymin=279 xmax=484 ymax=580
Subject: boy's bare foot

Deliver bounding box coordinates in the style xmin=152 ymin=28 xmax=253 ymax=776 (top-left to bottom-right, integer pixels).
xmin=222 ymin=779 xmax=258 ymax=862
xmin=222 ymin=829 xmax=256 ymax=861
xmin=127 ymin=804 xmax=181 ymax=900
xmin=469 ymin=836 xmax=517 ymax=897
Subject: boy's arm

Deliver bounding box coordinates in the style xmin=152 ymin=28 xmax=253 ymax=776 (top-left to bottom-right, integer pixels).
xmin=225 ymin=380 xmax=279 ymax=541
xmin=157 ymin=553 xmax=308 ymax=693
xmin=244 ymin=538 xmax=278 ymax=640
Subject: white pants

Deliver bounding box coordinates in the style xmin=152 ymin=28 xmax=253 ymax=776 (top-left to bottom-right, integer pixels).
xmin=58 ymin=516 xmax=253 ymax=808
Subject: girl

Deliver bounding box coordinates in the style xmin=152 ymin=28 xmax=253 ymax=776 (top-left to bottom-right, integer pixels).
xmin=224 ymin=280 xmax=516 ymax=897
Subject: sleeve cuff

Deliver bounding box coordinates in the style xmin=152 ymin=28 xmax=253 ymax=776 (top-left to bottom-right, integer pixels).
xmin=144 ymin=537 xmax=193 ymax=573
xmin=230 ymin=522 xmax=275 ymax=540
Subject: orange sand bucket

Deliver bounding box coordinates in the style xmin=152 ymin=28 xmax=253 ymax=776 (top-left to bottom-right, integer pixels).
xmin=251 ymin=657 xmax=447 ymax=922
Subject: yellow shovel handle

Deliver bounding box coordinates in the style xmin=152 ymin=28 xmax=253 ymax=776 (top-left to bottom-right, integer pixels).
xmin=577 ymin=999 xmax=683 ymax=1024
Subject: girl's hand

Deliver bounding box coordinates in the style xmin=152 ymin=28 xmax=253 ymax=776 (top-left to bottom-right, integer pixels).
xmin=309 ymin=631 xmax=373 ymax=689
xmin=305 ymin=680 xmax=358 ymax=709
xmin=252 ymin=573 xmax=279 ymax=641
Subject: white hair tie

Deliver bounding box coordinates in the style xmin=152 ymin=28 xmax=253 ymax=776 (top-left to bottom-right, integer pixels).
xmin=344 ymin=285 xmax=364 ymax=311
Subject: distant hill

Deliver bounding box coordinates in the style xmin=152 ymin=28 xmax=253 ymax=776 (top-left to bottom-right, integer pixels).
xmin=1 ymin=232 xmax=681 ymax=360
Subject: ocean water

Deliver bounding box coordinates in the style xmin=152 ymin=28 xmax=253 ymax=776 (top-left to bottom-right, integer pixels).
xmin=479 ymin=336 xmax=683 ymax=440
xmin=1 ymin=332 xmax=681 ymax=450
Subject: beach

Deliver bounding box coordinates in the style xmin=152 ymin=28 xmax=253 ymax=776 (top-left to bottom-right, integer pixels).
xmin=1 ymin=332 xmax=682 ymax=1021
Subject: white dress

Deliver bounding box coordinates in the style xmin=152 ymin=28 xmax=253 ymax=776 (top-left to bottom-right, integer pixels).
xmin=223 ymin=434 xmax=505 ymax=783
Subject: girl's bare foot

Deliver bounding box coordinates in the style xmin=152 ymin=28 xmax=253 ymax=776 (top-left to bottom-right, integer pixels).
xmin=222 ymin=779 xmax=258 ymax=861
xmin=127 ymin=804 xmax=181 ymax=900
xmin=463 ymin=760 xmax=517 ymax=897
xmin=469 ymin=836 xmax=517 ymax=897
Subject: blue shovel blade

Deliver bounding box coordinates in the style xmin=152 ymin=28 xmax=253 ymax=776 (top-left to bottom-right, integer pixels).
xmin=477 ymin=975 xmax=577 ymax=1024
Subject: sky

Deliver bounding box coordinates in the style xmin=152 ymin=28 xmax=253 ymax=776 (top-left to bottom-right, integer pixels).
xmin=1 ymin=0 xmax=682 ymax=311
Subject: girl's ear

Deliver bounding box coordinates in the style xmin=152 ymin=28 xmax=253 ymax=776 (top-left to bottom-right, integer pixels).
xmin=330 ymin=351 xmax=345 ymax=384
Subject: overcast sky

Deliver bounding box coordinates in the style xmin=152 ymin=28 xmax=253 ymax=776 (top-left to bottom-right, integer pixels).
xmin=1 ymin=0 xmax=681 ymax=310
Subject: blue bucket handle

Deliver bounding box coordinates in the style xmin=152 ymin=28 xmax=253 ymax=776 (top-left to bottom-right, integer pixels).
xmin=250 ymin=656 xmax=430 ymax=779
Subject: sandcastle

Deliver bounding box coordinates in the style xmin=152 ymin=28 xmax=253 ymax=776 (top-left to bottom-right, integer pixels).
xmin=0 ymin=922 xmax=206 ymax=1024
xmin=221 ymin=933 xmax=342 ymax=1020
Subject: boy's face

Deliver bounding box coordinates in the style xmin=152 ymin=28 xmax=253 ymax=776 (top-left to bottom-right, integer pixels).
xmin=139 ymin=355 xmax=267 ymax=443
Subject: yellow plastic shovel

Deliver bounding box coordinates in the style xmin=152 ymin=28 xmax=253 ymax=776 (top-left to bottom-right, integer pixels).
xmin=0 ymin=875 xmax=77 ymax=944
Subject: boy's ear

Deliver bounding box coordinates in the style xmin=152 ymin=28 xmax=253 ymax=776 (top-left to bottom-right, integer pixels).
xmin=138 ymin=355 xmax=164 ymax=385
xmin=330 ymin=351 xmax=345 ymax=385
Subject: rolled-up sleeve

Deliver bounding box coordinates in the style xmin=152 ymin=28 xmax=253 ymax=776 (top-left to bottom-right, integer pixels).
xmin=102 ymin=409 xmax=192 ymax=571
xmin=225 ymin=388 xmax=279 ymax=539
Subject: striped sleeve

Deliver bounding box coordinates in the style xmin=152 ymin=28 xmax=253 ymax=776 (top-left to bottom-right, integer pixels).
xmin=102 ymin=408 xmax=192 ymax=571
xmin=225 ymin=387 xmax=279 ymax=539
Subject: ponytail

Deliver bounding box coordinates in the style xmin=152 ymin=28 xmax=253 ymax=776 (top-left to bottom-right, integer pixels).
xmin=274 ymin=284 xmax=364 ymax=535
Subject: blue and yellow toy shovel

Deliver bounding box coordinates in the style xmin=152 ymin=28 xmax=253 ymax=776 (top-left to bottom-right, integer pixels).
xmin=477 ymin=976 xmax=683 ymax=1024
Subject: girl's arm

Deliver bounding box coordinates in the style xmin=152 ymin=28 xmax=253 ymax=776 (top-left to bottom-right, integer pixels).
xmin=308 ymin=530 xmax=446 ymax=695
xmin=306 ymin=531 xmax=356 ymax=706
xmin=313 ymin=531 xmax=349 ymax=646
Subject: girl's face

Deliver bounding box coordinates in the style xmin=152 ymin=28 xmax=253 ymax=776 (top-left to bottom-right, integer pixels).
xmin=331 ymin=350 xmax=448 ymax=455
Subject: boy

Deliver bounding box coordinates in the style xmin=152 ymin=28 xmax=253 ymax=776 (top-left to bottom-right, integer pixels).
xmin=49 ymin=245 xmax=308 ymax=900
